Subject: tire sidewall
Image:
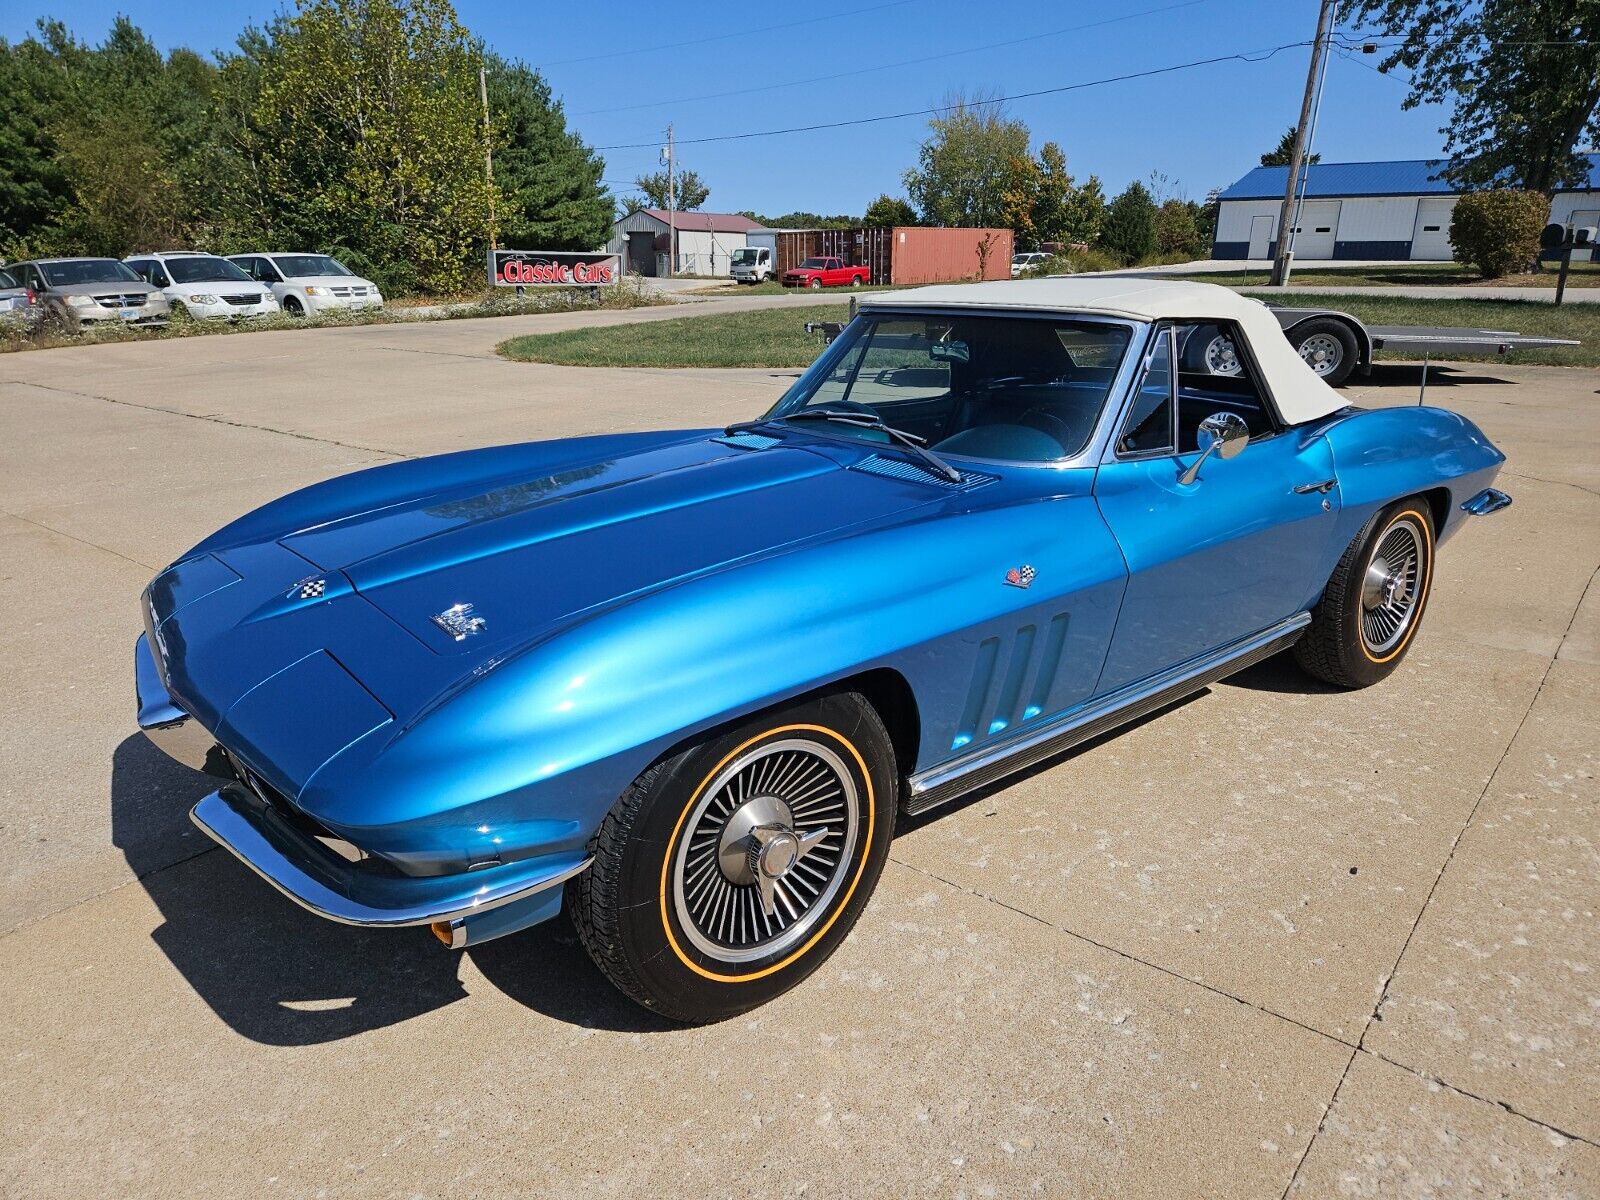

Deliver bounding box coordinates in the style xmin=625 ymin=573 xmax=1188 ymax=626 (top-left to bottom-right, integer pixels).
xmin=1294 ymin=318 xmax=1359 ymax=386
xmin=605 ymin=691 xmax=895 ymax=1021
xmin=1335 ymin=500 xmax=1436 ymax=686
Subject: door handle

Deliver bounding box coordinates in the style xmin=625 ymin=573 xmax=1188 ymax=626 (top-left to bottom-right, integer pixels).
xmin=1293 ymin=479 xmax=1337 ymax=494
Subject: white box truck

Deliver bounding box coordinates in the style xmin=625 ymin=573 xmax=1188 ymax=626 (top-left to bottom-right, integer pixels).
xmin=731 ymin=231 xmax=778 ymax=284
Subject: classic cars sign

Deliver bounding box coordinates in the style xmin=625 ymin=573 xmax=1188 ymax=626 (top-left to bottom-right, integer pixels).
xmin=489 ymin=250 xmax=620 ymax=288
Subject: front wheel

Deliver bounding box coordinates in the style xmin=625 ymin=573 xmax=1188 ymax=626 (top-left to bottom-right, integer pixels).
xmin=1294 ymin=498 xmax=1435 ymax=688
xmin=809 ymin=277 xmax=823 ymax=290
xmin=569 ymin=691 xmax=896 ymax=1023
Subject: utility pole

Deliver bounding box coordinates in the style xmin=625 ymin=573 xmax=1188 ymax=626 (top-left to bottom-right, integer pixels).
xmin=480 ymin=63 xmax=497 ymax=251
xmin=1271 ymin=0 xmax=1334 ymax=287
xmin=665 ymin=124 xmax=677 ymax=277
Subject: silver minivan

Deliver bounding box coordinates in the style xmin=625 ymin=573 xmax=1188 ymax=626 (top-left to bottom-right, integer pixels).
xmin=4 ymin=258 xmax=171 ymax=328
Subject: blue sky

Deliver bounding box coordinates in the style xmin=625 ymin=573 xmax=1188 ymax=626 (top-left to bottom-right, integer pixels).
xmin=3 ymin=0 xmax=1453 ymax=217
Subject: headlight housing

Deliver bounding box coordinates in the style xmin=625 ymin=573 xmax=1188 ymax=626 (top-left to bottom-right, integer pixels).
xmin=303 ymin=286 xmax=326 ymax=296
xmin=186 ymin=293 xmax=219 ymax=304
xmin=65 ymin=294 xmax=96 ymax=308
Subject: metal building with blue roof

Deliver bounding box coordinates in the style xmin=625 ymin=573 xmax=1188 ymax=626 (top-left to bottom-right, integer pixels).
xmin=1211 ymin=155 xmax=1600 ymax=261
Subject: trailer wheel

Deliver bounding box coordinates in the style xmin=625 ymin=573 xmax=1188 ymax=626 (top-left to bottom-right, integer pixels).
xmin=1290 ymin=318 xmax=1358 ymax=387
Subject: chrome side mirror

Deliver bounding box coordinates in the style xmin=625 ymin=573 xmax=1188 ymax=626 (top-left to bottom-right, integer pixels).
xmin=1178 ymin=411 xmax=1249 ymax=486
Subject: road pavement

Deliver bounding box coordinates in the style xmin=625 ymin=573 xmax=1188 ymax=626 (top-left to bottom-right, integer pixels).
xmin=1 ymin=298 xmax=1596 ymax=1197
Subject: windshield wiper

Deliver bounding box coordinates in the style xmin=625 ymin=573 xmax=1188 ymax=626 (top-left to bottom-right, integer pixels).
xmin=727 ymin=407 xmax=963 ymax=483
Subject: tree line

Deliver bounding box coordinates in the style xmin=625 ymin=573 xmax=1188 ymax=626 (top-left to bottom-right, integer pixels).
xmin=0 ymin=0 xmax=613 ymax=294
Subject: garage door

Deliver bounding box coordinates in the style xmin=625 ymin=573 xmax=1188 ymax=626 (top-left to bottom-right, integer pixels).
xmin=1410 ymin=198 xmax=1456 ymax=260
xmin=1288 ymin=200 xmax=1340 ymax=259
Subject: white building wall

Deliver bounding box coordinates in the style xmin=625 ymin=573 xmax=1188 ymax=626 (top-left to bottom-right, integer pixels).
xmin=1215 ymin=199 xmax=1280 ymax=243
xmin=671 ymin=227 xmax=755 ymax=276
xmin=1551 ymin=192 xmax=1600 ymax=227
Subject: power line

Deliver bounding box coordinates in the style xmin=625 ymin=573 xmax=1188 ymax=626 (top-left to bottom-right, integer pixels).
xmin=590 ymin=41 xmax=1310 ymax=152
xmin=535 ymin=0 xmax=918 ymax=68
xmin=572 ymin=0 xmax=1211 ymax=117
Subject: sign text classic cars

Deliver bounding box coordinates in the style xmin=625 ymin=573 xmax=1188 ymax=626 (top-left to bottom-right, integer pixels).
xmin=490 ymin=250 xmax=620 ymax=288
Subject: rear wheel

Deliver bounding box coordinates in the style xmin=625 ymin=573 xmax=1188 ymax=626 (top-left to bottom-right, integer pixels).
xmin=570 ymin=692 xmax=895 ymax=1023
xmin=1294 ymin=499 xmax=1435 ymax=688
xmin=1290 ymin=317 xmax=1359 ymax=386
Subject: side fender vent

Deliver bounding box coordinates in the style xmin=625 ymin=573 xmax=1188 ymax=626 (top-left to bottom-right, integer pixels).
xmin=714 ymin=431 xmax=781 ymax=451
xmin=852 ymin=454 xmax=995 ymax=489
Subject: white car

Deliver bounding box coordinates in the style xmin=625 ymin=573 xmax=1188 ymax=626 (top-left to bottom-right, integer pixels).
xmin=1010 ymin=251 xmax=1051 ymax=277
xmin=123 ymin=252 xmax=279 ymax=321
xmin=226 ymin=253 xmax=383 ymax=317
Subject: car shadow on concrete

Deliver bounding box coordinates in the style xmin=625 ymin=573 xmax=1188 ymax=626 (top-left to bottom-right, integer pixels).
xmin=112 ymin=734 xmax=670 ymax=1043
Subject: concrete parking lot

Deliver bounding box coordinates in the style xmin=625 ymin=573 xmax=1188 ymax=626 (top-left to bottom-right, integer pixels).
xmin=2 ymin=297 xmax=1596 ymax=1198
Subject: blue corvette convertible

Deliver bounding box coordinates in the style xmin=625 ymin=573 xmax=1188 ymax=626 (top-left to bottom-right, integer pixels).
xmin=135 ymin=279 xmax=1510 ymax=1022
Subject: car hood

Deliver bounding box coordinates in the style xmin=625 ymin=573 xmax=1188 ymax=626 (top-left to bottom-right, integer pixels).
xmin=48 ymin=280 xmax=159 ymax=297
xmin=285 ymin=274 xmax=375 ymax=289
xmin=279 ymin=435 xmax=935 ymax=657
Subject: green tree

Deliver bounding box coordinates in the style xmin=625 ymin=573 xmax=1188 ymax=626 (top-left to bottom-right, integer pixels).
xmin=236 ymin=0 xmax=497 ymax=294
xmin=862 ymin=194 xmax=916 ymax=226
xmin=1060 ymin=174 xmax=1106 ymax=246
xmin=484 ymin=54 xmax=610 ymax=250
xmin=903 ymin=94 xmax=1030 ymax=227
xmin=633 ymin=167 xmax=709 ymax=211
xmin=1098 ymin=181 xmax=1157 ymax=264
xmin=0 ymin=26 xmax=74 ymax=251
xmin=1341 ymin=0 xmax=1600 ymax=192
xmin=1259 ymin=126 xmax=1320 ymax=168
xmin=998 ymin=154 xmax=1041 ymax=245
xmin=1154 ymin=198 xmax=1202 ymax=258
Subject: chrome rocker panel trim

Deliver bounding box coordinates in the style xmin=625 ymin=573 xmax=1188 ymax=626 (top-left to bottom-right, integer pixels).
xmin=1461 ymin=487 xmax=1512 ymax=517
xmin=190 ymin=786 xmax=593 ymax=929
xmin=905 ymin=612 xmax=1312 ymax=816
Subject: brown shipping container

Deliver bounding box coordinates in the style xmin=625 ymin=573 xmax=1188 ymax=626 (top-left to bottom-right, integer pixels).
xmin=889 ymin=227 xmax=1014 ymax=285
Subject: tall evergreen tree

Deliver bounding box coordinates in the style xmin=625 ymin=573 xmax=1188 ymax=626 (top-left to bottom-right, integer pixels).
xmin=1098 ymin=181 xmax=1157 ymax=264
xmin=485 ymin=54 xmax=611 ymax=250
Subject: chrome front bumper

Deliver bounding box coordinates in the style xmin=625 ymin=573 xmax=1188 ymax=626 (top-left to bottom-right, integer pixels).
xmin=190 ymin=786 xmax=592 ymax=930
xmin=135 ymin=632 xmax=232 ymax=777
xmin=135 ymin=632 xmax=590 ymax=934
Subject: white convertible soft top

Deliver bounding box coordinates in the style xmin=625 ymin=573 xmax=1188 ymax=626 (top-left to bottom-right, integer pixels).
xmin=864 ymin=277 xmax=1347 ymax=426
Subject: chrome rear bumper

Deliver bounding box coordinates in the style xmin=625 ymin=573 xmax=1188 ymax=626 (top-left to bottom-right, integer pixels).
xmin=1461 ymin=487 xmax=1512 ymax=517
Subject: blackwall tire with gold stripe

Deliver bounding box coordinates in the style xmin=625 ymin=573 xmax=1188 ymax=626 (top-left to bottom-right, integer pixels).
xmin=568 ymin=691 xmax=896 ymax=1023
xmin=1294 ymin=497 xmax=1435 ymax=689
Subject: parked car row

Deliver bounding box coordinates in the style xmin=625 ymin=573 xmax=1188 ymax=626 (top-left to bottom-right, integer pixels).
xmin=0 ymin=251 xmax=382 ymax=332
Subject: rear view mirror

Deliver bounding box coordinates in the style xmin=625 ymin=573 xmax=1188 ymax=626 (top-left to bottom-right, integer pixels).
xmin=930 ymin=340 xmax=969 ymax=364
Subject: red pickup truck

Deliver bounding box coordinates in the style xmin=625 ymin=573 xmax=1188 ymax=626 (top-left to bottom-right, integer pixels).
xmin=782 ymin=256 xmax=869 ymax=289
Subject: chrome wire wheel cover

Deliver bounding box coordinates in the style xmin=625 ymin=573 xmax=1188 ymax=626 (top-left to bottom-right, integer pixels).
xmin=1361 ymin=515 xmax=1425 ymax=655
xmin=1298 ymin=332 xmax=1345 ymax=376
xmin=1203 ymin=333 xmax=1243 ymax=376
xmin=671 ymin=738 xmax=860 ymax=964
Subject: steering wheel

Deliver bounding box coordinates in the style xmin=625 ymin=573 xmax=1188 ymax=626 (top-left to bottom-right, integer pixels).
xmin=1018 ymin=407 xmax=1076 ymax=455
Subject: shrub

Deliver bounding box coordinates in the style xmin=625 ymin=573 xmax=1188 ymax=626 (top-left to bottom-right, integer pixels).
xmin=1449 ymin=190 xmax=1549 ymax=279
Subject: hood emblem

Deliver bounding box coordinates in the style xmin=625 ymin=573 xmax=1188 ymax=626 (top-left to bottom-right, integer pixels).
xmin=432 ymin=602 xmax=488 ymax=641
xmin=291 ymin=576 xmax=327 ymax=600
xmin=1005 ymin=564 xmax=1036 ymax=589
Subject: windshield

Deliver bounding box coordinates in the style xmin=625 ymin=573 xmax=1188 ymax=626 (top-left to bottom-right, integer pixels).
xmin=165 ymin=256 xmax=253 ymax=284
xmin=768 ymin=312 xmax=1134 ymax=462
xmin=0 ymin=267 xmax=17 ymax=289
xmin=40 ymin=259 xmax=142 ymax=286
xmin=270 ymin=254 xmax=353 ymax=279
xmin=798 ymin=258 xmax=829 ymax=269
xmin=732 ymin=248 xmax=759 ymax=265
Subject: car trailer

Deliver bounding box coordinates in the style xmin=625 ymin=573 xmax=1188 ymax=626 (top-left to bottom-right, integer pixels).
xmin=1257 ymin=305 xmax=1580 ymax=387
